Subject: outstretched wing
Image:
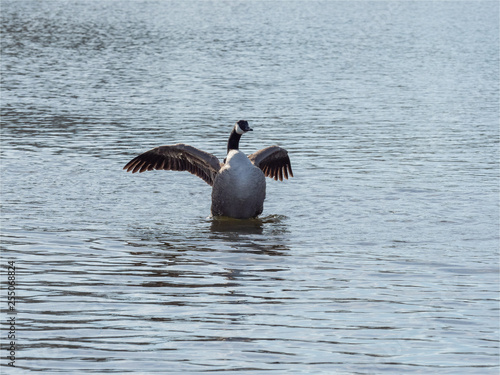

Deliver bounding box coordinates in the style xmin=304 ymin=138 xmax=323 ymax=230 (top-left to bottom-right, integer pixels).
xmin=123 ymin=143 xmax=221 ymax=186
xmin=248 ymin=146 xmax=293 ymax=181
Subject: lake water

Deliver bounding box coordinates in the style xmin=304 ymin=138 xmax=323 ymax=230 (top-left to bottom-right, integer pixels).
xmin=1 ymin=1 xmax=499 ymax=373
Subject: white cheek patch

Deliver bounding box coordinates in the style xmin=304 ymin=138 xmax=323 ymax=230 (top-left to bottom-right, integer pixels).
xmin=235 ymin=123 xmax=245 ymax=135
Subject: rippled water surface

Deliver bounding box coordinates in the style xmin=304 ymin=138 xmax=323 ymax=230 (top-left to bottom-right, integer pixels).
xmin=1 ymin=1 xmax=499 ymax=373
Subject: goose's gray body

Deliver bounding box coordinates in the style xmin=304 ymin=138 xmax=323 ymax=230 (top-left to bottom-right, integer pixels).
xmin=124 ymin=120 xmax=293 ymax=219
xmin=211 ymin=150 xmax=266 ymax=219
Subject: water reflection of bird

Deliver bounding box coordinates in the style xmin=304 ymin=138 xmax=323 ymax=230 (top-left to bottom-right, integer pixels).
xmin=124 ymin=120 xmax=293 ymax=219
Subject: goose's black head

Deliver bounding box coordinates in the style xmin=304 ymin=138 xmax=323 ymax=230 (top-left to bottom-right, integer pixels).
xmin=234 ymin=120 xmax=253 ymax=135
xmin=227 ymin=120 xmax=253 ymax=154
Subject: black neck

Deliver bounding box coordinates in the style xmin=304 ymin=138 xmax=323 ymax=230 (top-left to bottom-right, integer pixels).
xmin=227 ymin=127 xmax=242 ymax=154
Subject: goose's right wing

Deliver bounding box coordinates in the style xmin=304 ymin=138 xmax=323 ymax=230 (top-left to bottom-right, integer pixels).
xmin=123 ymin=143 xmax=221 ymax=186
xmin=248 ymin=146 xmax=293 ymax=181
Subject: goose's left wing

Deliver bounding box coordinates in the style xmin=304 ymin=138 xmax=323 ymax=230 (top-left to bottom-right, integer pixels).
xmin=123 ymin=143 xmax=221 ymax=186
xmin=248 ymin=146 xmax=293 ymax=181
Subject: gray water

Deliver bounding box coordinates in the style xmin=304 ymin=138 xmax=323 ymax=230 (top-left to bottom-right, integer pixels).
xmin=1 ymin=1 xmax=499 ymax=374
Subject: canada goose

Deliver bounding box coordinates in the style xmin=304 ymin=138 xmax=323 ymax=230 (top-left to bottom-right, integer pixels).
xmin=123 ymin=120 xmax=293 ymax=219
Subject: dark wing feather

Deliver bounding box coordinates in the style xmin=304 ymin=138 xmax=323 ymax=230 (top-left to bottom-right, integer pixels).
xmin=123 ymin=143 xmax=221 ymax=186
xmin=248 ymin=146 xmax=293 ymax=181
